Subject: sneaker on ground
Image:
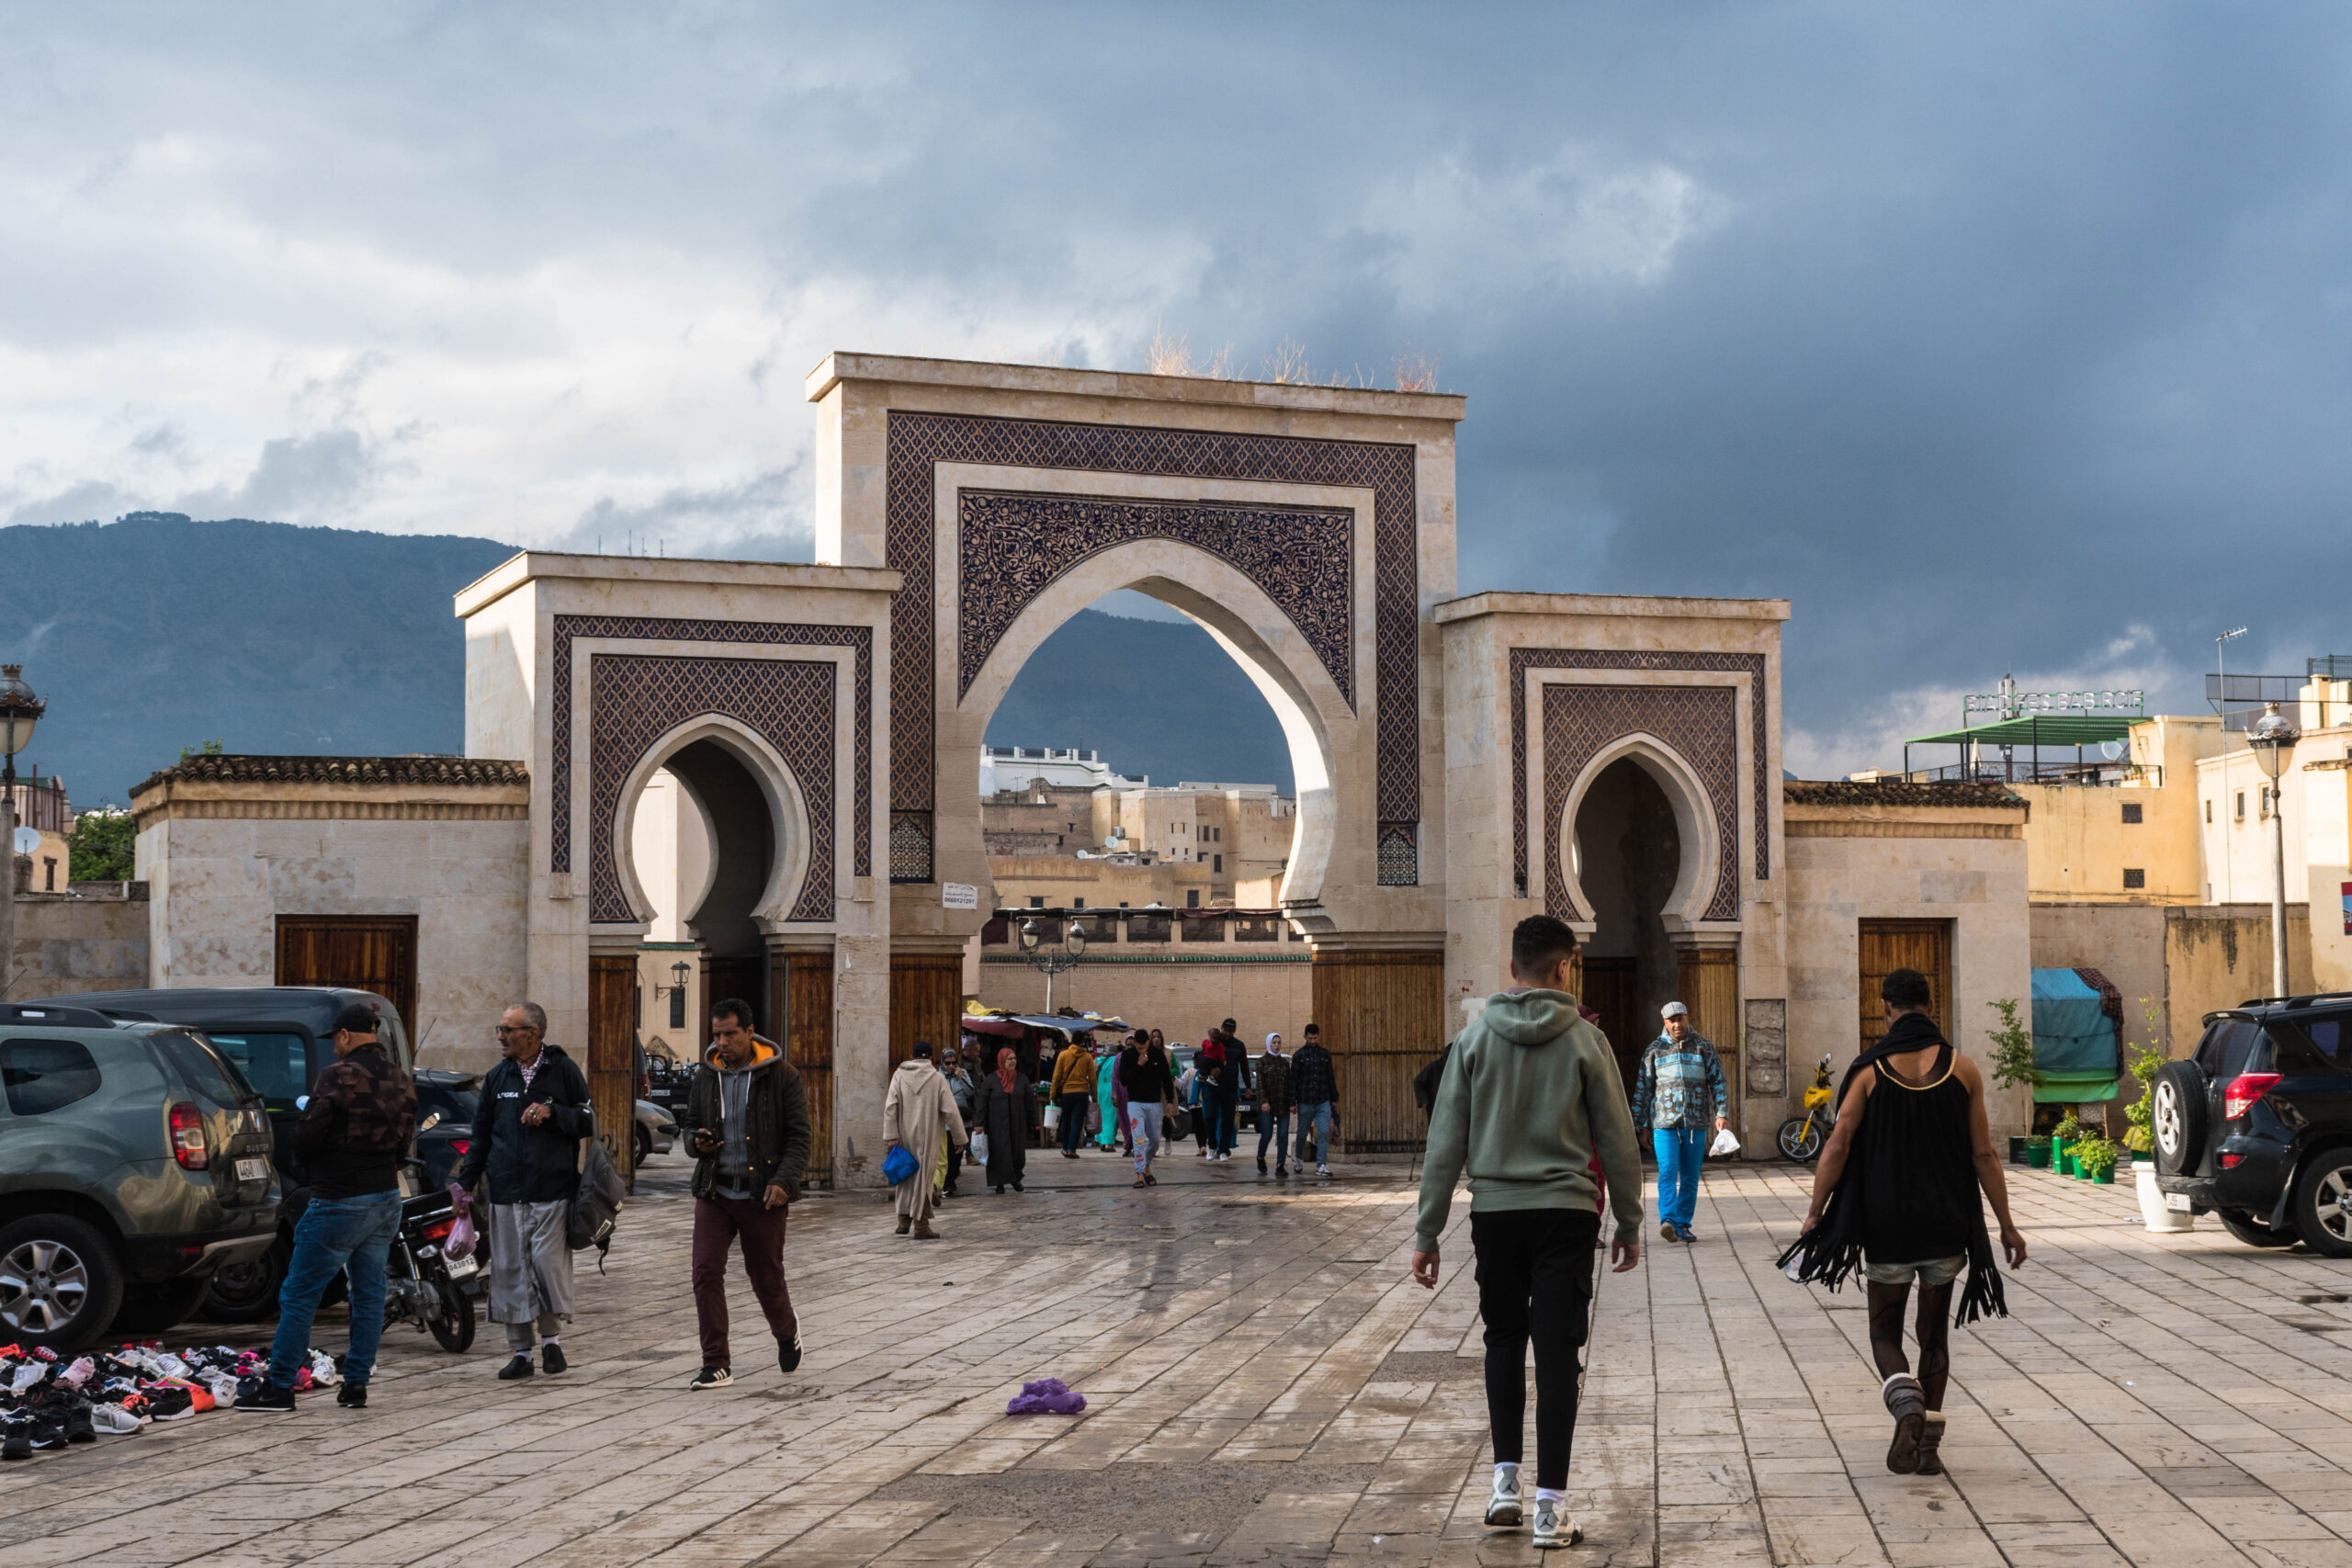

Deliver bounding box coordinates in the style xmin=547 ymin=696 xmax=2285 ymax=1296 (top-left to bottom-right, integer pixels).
xmin=541 ymin=1343 xmax=568 ymax=1375
xmin=306 ymin=1350 xmax=341 ymax=1386
xmin=232 ymin=1379 xmax=294 ymax=1414
xmin=496 ymin=1356 xmax=535 ymax=1382
xmin=61 ymin=1399 xmax=96 ymax=1444
xmin=90 ymin=1403 xmax=143 ymax=1436
xmin=141 ymin=1383 xmax=196 ymax=1420
xmin=1317 ymin=1165 xmax=1330 ymax=1177
xmin=777 ymin=1336 xmax=801 ymax=1375
xmin=1531 ymin=1497 xmax=1580 ymax=1548
xmin=689 ymin=1366 xmax=732 ymax=1390
xmin=1484 ymin=1469 xmax=1523 ymax=1527
xmin=1676 ymin=1224 xmax=1696 ymax=1244
xmin=2 ymin=1416 xmax=31 ymax=1460
xmin=336 ymin=1383 xmax=368 ymax=1410
xmin=1660 ymin=1223 xmax=1679 ymax=1243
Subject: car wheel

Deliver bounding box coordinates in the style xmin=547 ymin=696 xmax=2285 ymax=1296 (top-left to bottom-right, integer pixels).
xmin=0 ymin=1213 xmax=126 ymax=1354
xmin=110 ymin=1275 xmax=214 ymax=1334
xmin=2216 ymin=1209 xmax=2299 ymax=1249
xmin=200 ymin=1236 xmax=288 ymax=1322
xmin=634 ymin=1122 xmax=654 ymax=1168
xmin=2153 ymin=1061 xmax=2209 ymax=1177
xmin=2291 ymin=1153 xmax=2352 ymax=1258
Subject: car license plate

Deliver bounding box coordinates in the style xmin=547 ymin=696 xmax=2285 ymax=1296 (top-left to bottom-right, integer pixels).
xmin=2165 ymin=1191 xmax=2192 ymax=1213
xmin=235 ymin=1157 xmax=268 ymax=1182
xmin=444 ymin=1253 xmax=479 ymax=1281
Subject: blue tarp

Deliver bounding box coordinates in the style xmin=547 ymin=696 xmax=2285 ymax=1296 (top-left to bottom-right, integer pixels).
xmin=2031 ymin=968 xmax=2119 ymax=1077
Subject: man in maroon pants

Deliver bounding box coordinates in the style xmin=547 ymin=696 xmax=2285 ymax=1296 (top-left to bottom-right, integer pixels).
xmin=677 ymin=998 xmax=813 ymax=1389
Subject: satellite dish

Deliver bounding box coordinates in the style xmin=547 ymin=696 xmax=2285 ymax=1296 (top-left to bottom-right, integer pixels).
xmin=11 ymin=826 xmax=38 ymax=855
xmin=2100 ymin=740 xmax=2125 ymax=761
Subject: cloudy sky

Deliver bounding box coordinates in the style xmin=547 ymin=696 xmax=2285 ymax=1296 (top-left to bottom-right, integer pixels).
xmin=5 ymin=3 xmax=2349 ymax=774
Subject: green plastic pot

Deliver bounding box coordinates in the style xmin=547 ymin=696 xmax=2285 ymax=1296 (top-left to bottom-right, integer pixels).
xmin=2090 ymin=1166 xmax=2115 ymax=1185
xmin=2059 ymin=1150 xmax=2076 ymax=1177
xmin=2026 ymin=1145 xmax=2049 ymax=1168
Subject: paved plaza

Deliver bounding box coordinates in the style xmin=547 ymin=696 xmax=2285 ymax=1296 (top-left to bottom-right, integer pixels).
xmin=11 ymin=1150 xmax=2352 ymax=1568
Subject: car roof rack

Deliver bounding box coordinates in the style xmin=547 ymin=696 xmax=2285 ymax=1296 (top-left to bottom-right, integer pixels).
xmin=2235 ymin=992 xmax=2352 ymax=1010
xmin=0 ymin=1002 xmax=123 ymax=1029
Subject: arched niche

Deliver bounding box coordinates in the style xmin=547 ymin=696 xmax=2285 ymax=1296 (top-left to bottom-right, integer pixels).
xmin=611 ymin=716 xmax=817 ymax=945
xmin=1555 ymin=733 xmax=1724 ymax=931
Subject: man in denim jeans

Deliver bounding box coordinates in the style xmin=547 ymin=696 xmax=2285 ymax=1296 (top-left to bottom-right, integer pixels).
xmin=1631 ymin=1001 xmax=1728 ymax=1245
xmin=236 ymin=1002 xmax=416 ymax=1412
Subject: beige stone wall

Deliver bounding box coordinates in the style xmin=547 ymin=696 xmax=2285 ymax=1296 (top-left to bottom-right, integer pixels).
xmin=137 ymin=811 xmax=529 ymax=1071
xmin=6 ymin=884 xmax=149 ymax=1001
xmin=2163 ymin=904 xmax=2315 ymax=1051
xmin=973 ymin=954 xmax=1315 ymax=1050
xmin=2300 ymin=759 xmax=2352 ymax=996
xmin=989 ymin=853 xmax=1215 ymax=912
xmin=1783 ymin=805 xmax=2033 ymax=1136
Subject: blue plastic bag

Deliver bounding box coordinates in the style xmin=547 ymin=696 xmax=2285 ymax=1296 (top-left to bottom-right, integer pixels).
xmin=883 ymin=1142 xmax=920 ymax=1186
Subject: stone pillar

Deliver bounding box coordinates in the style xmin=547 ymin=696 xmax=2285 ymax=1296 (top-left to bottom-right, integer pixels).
xmin=832 ymin=933 xmax=891 ymax=1187
xmin=767 ymin=934 xmax=836 ymax=1189
xmin=1308 ymin=943 xmax=1445 ymax=1155
xmin=586 ymin=938 xmax=638 ymax=1191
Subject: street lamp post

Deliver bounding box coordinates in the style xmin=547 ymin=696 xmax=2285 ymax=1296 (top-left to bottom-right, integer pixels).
xmin=0 ymin=665 xmax=46 ymax=1004
xmin=1015 ymin=914 xmax=1088 ymax=1014
xmin=2248 ymin=702 xmax=2298 ymax=999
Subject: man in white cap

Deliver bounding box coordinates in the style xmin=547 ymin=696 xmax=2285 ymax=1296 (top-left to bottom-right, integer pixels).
xmin=1631 ymin=1001 xmax=1729 ymax=1244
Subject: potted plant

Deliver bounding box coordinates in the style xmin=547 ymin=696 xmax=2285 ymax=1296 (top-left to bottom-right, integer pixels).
xmin=2052 ymin=1113 xmax=2083 ymax=1176
xmin=2025 ymin=1134 xmax=2050 ymax=1169
xmin=2120 ymin=1002 xmax=2165 ymax=1167
xmin=1986 ymin=996 xmax=2043 ymax=1108
xmin=2075 ymin=1134 xmax=2119 ymax=1185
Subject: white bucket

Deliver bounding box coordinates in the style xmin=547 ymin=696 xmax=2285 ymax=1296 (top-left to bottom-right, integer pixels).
xmin=2137 ymin=1165 xmax=2193 ymax=1233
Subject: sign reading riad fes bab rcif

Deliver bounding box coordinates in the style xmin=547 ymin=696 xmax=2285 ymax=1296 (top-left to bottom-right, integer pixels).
xmin=943 ymin=883 xmax=979 ymax=910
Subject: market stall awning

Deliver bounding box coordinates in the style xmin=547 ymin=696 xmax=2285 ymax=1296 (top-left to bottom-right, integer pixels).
xmin=1905 ymin=716 xmax=2138 ymax=749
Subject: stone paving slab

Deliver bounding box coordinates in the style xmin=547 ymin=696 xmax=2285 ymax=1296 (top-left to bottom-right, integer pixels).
xmin=12 ymin=1145 xmax=2352 ymax=1565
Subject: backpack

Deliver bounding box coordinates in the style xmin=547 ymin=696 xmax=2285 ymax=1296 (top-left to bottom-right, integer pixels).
xmin=569 ymin=1134 xmax=627 ymax=1269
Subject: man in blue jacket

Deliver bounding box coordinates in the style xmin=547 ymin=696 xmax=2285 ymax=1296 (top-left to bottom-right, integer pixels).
xmin=458 ymin=1001 xmax=594 ymax=1380
xmin=1631 ymin=1001 xmax=1729 ymax=1246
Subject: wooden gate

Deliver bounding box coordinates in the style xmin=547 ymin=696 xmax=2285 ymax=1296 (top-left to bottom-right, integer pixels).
xmin=275 ymin=915 xmax=418 ymax=1038
xmin=1857 ymin=919 xmax=1953 ymax=1052
xmin=1309 ymin=949 xmax=1444 ymax=1154
xmin=770 ymin=950 xmax=835 ymax=1189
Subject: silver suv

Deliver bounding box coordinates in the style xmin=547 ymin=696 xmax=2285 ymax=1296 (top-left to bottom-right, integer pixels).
xmin=0 ymin=1002 xmax=279 ymax=1351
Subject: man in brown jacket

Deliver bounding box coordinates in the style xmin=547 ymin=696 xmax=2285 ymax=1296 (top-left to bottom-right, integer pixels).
xmin=677 ymin=998 xmax=811 ymax=1390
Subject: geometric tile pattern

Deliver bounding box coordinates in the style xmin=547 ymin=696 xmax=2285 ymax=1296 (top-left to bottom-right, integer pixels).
xmin=887 ymin=412 xmax=1421 ymax=856
xmin=549 ymin=614 xmax=872 ymax=881
xmin=1511 ymin=648 xmax=1769 ymax=897
xmin=1542 ymin=682 xmax=1742 ymax=921
xmin=585 ymin=654 xmax=837 ymax=925
xmin=957 ymin=491 xmax=1355 ymax=707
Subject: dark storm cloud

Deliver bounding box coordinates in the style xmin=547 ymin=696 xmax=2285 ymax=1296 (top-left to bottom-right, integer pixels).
xmin=4 ymin=3 xmax=2349 ymax=771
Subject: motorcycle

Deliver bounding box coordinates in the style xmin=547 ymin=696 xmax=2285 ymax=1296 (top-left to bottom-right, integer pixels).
xmin=382 ymin=1159 xmax=479 ymax=1353
xmin=1777 ymin=1055 xmax=1837 ymax=1162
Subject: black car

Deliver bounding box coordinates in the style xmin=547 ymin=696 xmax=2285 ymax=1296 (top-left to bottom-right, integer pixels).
xmin=414 ymin=1070 xmax=481 ymax=1190
xmin=2153 ymin=993 xmax=2352 ymax=1255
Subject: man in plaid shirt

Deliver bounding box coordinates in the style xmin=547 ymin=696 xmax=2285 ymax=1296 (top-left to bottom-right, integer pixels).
xmin=1631 ymin=1002 xmax=1728 ymax=1245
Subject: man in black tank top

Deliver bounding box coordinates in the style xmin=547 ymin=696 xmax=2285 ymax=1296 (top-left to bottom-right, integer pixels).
xmin=1792 ymin=967 xmax=2027 ymax=1477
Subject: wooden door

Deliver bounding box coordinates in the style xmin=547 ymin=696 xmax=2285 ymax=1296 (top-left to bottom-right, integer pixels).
xmin=587 ymin=953 xmax=637 ymax=1190
xmin=1857 ymin=919 xmax=1953 ymax=1052
xmin=771 ymin=950 xmax=835 ymax=1190
xmin=1581 ymin=956 xmax=1643 ymax=1092
xmin=1675 ymin=946 xmax=1740 ymax=1122
xmin=702 ymin=955 xmax=768 ymax=1035
xmin=275 ymin=915 xmax=418 ymax=1038
xmin=890 ymin=953 xmax=964 ymax=1070
xmin=1307 ymin=949 xmax=1444 ymax=1154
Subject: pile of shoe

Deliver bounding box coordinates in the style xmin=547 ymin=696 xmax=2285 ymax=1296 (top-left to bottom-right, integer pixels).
xmin=0 ymin=1340 xmax=342 ymax=1458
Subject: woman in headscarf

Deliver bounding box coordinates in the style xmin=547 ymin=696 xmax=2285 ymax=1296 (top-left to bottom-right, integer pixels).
xmin=969 ymin=1043 xmax=1035 ymax=1193
xmin=1094 ymin=1039 xmax=1122 ymax=1151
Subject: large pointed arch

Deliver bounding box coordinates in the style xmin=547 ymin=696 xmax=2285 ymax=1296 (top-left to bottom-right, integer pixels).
xmin=609 ymin=715 xmax=817 ymax=933
xmin=1554 ymin=733 xmax=1723 ymax=931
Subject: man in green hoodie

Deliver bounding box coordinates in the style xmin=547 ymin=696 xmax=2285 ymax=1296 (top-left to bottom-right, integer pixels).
xmin=1411 ymin=915 xmax=1645 ymax=1550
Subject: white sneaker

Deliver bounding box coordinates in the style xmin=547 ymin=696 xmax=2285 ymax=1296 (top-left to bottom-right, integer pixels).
xmin=1485 ymin=1469 xmax=1522 ymax=1527
xmin=1532 ymin=1497 xmax=1579 ymax=1548
xmin=307 ymin=1350 xmax=342 ymax=1387
xmin=1317 ymin=1164 xmax=1330 ymax=1177
xmin=91 ymin=1403 xmax=144 ymax=1436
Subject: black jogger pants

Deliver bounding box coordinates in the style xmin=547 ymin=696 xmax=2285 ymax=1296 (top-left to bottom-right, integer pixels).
xmin=1470 ymin=1207 xmax=1600 ymax=1492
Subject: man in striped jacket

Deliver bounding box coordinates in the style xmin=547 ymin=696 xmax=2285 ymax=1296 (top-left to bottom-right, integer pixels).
xmin=1631 ymin=1002 xmax=1728 ymax=1245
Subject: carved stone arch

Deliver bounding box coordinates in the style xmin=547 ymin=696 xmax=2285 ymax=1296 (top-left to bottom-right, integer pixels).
xmin=608 ymin=716 xmax=817 ymax=932
xmin=957 ymin=539 xmax=1348 ymax=905
xmin=1554 ymin=733 xmax=1724 ymax=931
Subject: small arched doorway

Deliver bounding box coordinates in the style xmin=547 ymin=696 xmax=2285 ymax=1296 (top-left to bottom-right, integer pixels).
xmin=661 ymin=739 xmax=775 ymax=1032
xmin=1574 ymin=757 xmax=1683 ymax=1087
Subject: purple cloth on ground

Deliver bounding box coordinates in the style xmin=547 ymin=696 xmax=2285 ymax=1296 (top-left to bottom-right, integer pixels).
xmin=1006 ymin=1377 xmax=1086 ymax=1415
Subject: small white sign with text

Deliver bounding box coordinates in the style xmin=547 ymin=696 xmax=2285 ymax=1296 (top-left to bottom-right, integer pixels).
xmin=941 ymin=882 xmax=979 ymax=910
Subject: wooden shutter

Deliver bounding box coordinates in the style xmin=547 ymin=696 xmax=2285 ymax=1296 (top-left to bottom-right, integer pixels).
xmin=1307 ymin=949 xmax=1444 ymax=1153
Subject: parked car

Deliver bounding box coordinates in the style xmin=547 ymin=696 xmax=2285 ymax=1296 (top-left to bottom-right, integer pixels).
xmin=636 ymin=1098 xmax=678 ymax=1166
xmin=0 ymin=1001 xmax=280 ymax=1351
xmin=2153 ymin=994 xmax=2352 ymax=1254
xmin=21 ymin=986 xmax=417 ymax=1322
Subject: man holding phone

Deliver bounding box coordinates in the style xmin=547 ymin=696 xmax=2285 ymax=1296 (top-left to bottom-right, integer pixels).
xmin=677 ymin=998 xmax=812 ymax=1390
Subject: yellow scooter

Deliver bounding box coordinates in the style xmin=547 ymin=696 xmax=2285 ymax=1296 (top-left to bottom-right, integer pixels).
xmin=1777 ymin=1055 xmax=1836 ymax=1162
